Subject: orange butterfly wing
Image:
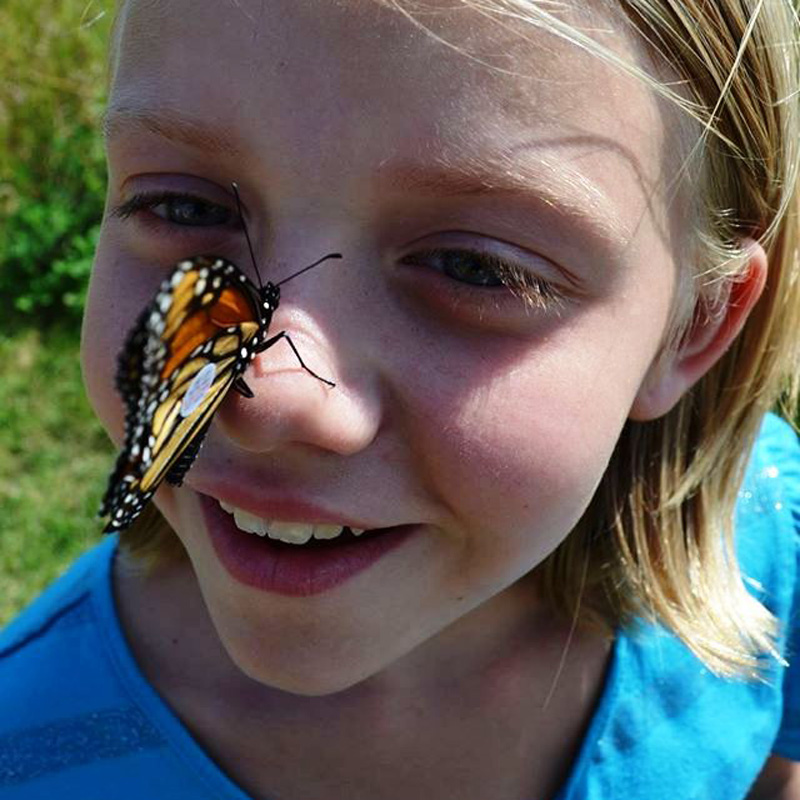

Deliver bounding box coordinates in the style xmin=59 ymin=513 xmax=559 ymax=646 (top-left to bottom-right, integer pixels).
xmin=100 ymin=256 xmax=269 ymax=533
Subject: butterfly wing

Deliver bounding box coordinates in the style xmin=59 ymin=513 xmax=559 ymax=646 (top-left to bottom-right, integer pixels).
xmin=100 ymin=256 xmax=267 ymax=533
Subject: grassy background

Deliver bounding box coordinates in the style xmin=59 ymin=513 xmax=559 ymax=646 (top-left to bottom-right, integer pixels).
xmin=0 ymin=329 xmax=112 ymax=623
xmin=0 ymin=1 xmax=113 ymax=625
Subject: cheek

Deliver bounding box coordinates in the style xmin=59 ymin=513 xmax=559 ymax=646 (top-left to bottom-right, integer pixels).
xmin=407 ymin=296 xmax=670 ymax=556
xmin=81 ymin=278 xmax=124 ymax=446
xmin=430 ymin=376 xmax=617 ymax=541
xmin=80 ymin=234 xmax=162 ymax=447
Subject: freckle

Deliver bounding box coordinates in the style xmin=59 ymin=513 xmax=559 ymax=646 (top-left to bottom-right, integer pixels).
xmin=171 ymin=638 xmax=179 ymax=646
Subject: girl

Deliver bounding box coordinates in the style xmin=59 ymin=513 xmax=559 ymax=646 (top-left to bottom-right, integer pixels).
xmin=1 ymin=1 xmax=799 ymax=798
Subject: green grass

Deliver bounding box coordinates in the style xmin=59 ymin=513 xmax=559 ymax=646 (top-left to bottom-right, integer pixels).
xmin=0 ymin=1 xmax=113 ymax=625
xmin=0 ymin=327 xmax=113 ymax=625
xmin=0 ymin=1 xmax=110 ymax=324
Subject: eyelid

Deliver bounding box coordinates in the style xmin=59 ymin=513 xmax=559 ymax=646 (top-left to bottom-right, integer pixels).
xmin=416 ymin=231 xmax=589 ymax=298
xmin=399 ymin=245 xmax=570 ymax=313
xmin=111 ymin=190 xmax=235 ymax=221
xmin=401 ymin=241 xmax=561 ymax=291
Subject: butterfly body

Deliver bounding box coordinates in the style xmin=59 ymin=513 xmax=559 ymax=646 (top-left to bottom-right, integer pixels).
xmin=100 ymin=255 xmax=279 ymax=534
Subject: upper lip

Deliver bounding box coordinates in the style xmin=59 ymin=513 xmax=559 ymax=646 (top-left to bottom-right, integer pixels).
xmin=192 ymin=483 xmax=386 ymax=531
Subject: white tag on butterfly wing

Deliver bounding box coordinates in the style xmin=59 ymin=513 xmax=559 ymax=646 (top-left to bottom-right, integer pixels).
xmin=180 ymin=363 xmax=217 ymax=417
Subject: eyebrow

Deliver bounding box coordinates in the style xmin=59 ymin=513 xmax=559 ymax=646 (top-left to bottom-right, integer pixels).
xmin=375 ymin=153 xmax=610 ymax=211
xmin=103 ymin=105 xmax=242 ymax=156
xmin=375 ymin=154 xmax=627 ymax=254
xmin=103 ymin=104 xmax=627 ymax=251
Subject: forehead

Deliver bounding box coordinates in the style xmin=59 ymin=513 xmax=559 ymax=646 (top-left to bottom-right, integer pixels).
xmin=112 ymin=0 xmax=650 ymax=123
xmin=109 ymin=0 xmax=680 ymax=255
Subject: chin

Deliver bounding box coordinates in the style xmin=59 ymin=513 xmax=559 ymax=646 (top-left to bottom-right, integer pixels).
xmin=233 ymin=649 xmax=381 ymax=698
xmin=207 ymin=613 xmax=383 ymax=698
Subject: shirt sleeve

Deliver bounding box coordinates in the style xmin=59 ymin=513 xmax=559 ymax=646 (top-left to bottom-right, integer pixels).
xmin=769 ymin=415 xmax=800 ymax=760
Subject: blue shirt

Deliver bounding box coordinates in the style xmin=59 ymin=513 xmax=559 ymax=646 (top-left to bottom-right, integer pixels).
xmin=1 ymin=413 xmax=798 ymax=799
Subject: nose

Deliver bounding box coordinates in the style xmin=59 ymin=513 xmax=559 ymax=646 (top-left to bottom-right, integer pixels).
xmin=214 ymin=314 xmax=382 ymax=457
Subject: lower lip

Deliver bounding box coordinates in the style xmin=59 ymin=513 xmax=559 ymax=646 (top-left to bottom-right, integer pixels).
xmin=201 ymin=494 xmax=417 ymax=597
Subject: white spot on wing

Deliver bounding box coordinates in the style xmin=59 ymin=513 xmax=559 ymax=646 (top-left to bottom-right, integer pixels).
xmin=180 ymin=362 xmax=217 ymax=417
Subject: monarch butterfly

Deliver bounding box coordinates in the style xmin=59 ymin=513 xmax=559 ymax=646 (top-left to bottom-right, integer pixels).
xmin=99 ymin=185 xmax=341 ymax=533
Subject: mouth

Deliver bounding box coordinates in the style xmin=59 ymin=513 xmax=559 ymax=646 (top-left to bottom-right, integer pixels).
xmin=200 ymin=493 xmax=417 ymax=596
xmin=217 ymin=499 xmax=367 ymax=545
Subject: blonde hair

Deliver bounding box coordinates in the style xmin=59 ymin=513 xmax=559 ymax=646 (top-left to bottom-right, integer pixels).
xmin=110 ymin=0 xmax=800 ymax=678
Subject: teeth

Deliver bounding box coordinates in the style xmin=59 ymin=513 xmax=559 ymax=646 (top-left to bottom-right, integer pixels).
xmin=232 ymin=509 xmax=269 ymax=536
xmin=217 ymin=500 xmax=366 ymax=544
xmin=313 ymin=523 xmax=343 ymax=540
xmin=267 ymin=520 xmax=315 ymax=545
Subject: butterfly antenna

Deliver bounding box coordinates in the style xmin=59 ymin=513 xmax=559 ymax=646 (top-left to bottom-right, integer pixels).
xmin=277 ymin=253 xmax=343 ymax=287
xmin=231 ymin=182 xmax=264 ymax=289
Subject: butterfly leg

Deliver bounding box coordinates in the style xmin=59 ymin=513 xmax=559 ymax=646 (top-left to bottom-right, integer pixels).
xmin=261 ymin=331 xmax=336 ymax=387
xmin=233 ymin=376 xmax=255 ymax=398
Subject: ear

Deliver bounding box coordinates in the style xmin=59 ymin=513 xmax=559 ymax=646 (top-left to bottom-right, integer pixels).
xmin=629 ymin=238 xmax=767 ymax=422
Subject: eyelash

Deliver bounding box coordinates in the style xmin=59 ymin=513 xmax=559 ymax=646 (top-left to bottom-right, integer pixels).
xmin=111 ymin=191 xmax=235 ymax=226
xmin=112 ymin=191 xmax=564 ymax=310
xmin=401 ymin=248 xmax=566 ymax=311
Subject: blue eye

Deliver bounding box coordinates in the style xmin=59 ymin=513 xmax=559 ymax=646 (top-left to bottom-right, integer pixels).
xmin=113 ymin=192 xmax=233 ymax=227
xmin=400 ymin=246 xmax=566 ymax=311
xmin=159 ymin=196 xmax=231 ymax=226
xmin=401 ymin=248 xmax=508 ymax=287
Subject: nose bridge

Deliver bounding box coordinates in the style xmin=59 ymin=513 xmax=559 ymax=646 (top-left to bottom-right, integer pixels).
xmin=260 ymin=240 xmax=357 ymax=377
xmin=254 ymin=208 xmax=381 ymax=368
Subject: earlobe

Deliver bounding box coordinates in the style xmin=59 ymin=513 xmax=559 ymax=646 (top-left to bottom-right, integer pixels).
xmin=629 ymin=238 xmax=768 ymax=422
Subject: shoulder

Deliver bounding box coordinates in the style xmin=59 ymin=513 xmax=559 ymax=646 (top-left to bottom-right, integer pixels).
xmin=744 ymin=412 xmax=799 ymax=513
xmin=746 ymin=415 xmax=800 ymax=765
xmin=561 ymin=416 xmax=800 ymax=798
xmin=0 ymin=540 xmax=244 ymax=798
xmin=0 ymin=538 xmax=177 ymax=794
xmin=735 ymin=412 xmax=799 ymax=620
xmin=0 ymin=539 xmax=122 ymax=729
xmin=748 ymin=412 xmax=800 ymax=502
xmin=0 ymin=538 xmax=114 ymax=649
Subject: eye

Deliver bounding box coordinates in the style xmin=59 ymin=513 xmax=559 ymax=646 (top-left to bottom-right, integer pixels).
xmin=113 ymin=191 xmax=234 ymax=227
xmin=399 ymin=246 xmax=566 ymax=312
xmin=401 ymin=248 xmax=505 ymax=287
xmin=158 ymin=196 xmax=232 ymax=226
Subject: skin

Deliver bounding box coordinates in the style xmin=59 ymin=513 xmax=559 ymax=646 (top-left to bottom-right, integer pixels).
xmin=81 ymin=1 xmax=772 ymax=797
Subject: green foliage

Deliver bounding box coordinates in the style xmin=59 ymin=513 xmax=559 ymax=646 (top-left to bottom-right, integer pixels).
xmin=0 ymin=0 xmax=111 ymax=327
xmin=0 ymin=328 xmax=112 ymax=624
xmin=0 ymin=3 xmax=113 ymax=620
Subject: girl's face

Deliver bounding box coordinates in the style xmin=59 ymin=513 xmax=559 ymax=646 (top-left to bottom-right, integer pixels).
xmin=84 ymin=0 xmax=686 ymax=693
